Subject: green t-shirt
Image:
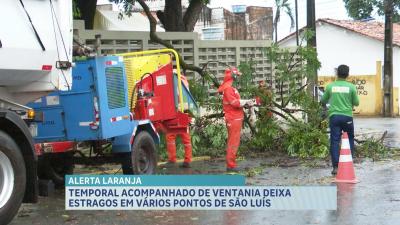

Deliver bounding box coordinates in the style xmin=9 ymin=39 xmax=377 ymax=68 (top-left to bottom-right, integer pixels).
xmin=321 ymin=79 xmax=360 ymax=118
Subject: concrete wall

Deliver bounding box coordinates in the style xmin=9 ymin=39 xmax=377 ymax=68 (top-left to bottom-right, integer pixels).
xmin=74 ymin=20 xmax=273 ymax=96
xmin=319 ymin=61 xmax=399 ymax=116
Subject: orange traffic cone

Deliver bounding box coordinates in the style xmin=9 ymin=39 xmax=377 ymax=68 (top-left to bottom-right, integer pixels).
xmin=335 ymin=132 xmax=359 ymax=183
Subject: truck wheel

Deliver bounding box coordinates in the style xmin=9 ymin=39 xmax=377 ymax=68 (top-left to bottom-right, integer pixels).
xmin=122 ymin=131 xmax=157 ymax=174
xmin=0 ymin=131 xmax=26 ymax=225
xmin=38 ymin=152 xmax=74 ymax=188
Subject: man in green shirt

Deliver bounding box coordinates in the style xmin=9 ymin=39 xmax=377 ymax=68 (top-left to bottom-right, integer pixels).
xmin=321 ymin=65 xmax=360 ymax=175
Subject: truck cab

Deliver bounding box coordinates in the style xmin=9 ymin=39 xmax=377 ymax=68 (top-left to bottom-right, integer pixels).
xmin=0 ymin=0 xmax=73 ymax=223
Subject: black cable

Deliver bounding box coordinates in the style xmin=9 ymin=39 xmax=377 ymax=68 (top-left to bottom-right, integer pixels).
xmin=139 ymin=73 xmax=154 ymax=94
xmin=130 ymin=73 xmax=153 ymax=111
xmin=19 ymin=0 xmax=46 ymax=51
xmin=50 ymin=2 xmax=61 ymax=64
xmin=49 ymin=0 xmax=70 ymax=90
xmin=49 ymin=0 xmax=70 ymax=62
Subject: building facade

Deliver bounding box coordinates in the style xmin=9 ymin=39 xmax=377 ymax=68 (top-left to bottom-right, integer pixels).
xmin=279 ymin=19 xmax=400 ymax=116
xmin=195 ymin=6 xmax=273 ymax=40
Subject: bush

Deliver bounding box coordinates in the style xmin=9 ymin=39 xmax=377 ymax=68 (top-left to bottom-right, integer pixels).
xmin=250 ymin=116 xmax=283 ymax=151
xmin=356 ymin=138 xmax=391 ymax=161
xmin=283 ymin=121 xmax=329 ymax=158
xmin=192 ymin=123 xmax=227 ymax=158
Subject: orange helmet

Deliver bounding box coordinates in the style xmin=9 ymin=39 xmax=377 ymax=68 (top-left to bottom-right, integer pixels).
xmin=231 ymin=67 xmax=241 ymax=76
xmin=218 ymin=67 xmax=241 ymax=93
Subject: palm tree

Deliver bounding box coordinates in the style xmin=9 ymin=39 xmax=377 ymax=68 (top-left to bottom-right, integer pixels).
xmin=273 ymin=0 xmax=295 ymax=42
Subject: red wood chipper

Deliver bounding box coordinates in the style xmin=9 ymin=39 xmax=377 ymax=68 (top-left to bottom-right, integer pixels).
xmin=120 ymin=49 xmax=199 ymax=135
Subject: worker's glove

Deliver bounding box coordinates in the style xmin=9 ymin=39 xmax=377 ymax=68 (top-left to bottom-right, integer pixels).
xmin=239 ymin=99 xmax=249 ymax=107
xmin=247 ymin=99 xmax=257 ymax=106
xmin=240 ymin=99 xmax=255 ymax=108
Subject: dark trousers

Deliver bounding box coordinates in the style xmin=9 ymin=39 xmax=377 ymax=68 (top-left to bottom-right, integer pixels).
xmin=329 ymin=115 xmax=355 ymax=168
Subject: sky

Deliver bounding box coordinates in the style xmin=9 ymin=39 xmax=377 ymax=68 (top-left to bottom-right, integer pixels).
xmin=97 ymin=0 xmax=352 ymax=40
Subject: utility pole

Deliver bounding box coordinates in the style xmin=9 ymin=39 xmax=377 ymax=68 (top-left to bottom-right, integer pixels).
xmin=383 ymin=0 xmax=394 ymax=117
xmin=307 ymin=0 xmax=317 ymax=99
xmin=295 ymin=0 xmax=299 ymax=46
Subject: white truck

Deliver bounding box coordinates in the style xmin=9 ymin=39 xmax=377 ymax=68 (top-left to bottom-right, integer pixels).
xmin=0 ymin=0 xmax=72 ymax=224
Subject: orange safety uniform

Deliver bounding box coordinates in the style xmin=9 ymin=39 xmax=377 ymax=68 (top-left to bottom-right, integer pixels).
xmin=166 ymin=74 xmax=192 ymax=163
xmin=218 ymin=68 xmax=244 ymax=169
xmin=166 ymin=130 xmax=192 ymax=163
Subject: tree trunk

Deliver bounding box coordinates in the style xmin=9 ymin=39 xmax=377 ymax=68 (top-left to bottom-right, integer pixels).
xmin=135 ymin=0 xmax=220 ymax=88
xmin=164 ymin=0 xmax=185 ymax=31
xmin=76 ymin=0 xmax=97 ymax=29
xmin=183 ymin=0 xmax=205 ymax=31
xmin=383 ymin=0 xmax=394 ymax=117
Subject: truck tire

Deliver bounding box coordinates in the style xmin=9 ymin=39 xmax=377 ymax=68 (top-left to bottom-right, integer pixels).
xmin=38 ymin=152 xmax=74 ymax=188
xmin=0 ymin=130 xmax=26 ymax=225
xmin=122 ymin=131 xmax=157 ymax=174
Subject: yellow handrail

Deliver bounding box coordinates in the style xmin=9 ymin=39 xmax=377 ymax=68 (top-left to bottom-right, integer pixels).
xmin=118 ymin=49 xmax=184 ymax=113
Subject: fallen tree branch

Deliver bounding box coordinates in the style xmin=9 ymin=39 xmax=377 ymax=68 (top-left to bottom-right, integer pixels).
xmin=379 ymin=131 xmax=388 ymax=143
xmin=272 ymin=101 xmax=298 ymax=122
xmin=136 ymin=0 xmax=220 ymax=87
xmin=243 ymin=113 xmax=256 ymax=135
xmin=283 ymin=83 xmax=308 ymax=108
xmin=354 ymin=131 xmax=388 ymax=144
xmin=269 ymin=109 xmax=289 ymax=121
xmin=204 ymin=112 xmax=224 ymax=119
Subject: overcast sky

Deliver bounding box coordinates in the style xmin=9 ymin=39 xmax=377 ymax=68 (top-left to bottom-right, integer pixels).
xmin=97 ymin=0 xmax=352 ymax=40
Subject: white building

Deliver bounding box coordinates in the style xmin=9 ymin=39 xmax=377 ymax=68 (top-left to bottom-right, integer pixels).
xmin=194 ymin=8 xmax=225 ymax=40
xmin=279 ymin=18 xmax=400 ymax=115
xmin=94 ymin=4 xmax=165 ymax=31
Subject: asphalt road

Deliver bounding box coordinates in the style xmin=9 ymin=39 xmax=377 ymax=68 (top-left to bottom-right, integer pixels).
xmin=354 ymin=117 xmax=400 ymax=148
xmin=10 ymin=117 xmax=400 ymax=225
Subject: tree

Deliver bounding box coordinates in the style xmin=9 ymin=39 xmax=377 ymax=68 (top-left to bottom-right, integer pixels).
xmin=74 ymin=0 xmax=208 ymax=31
xmin=74 ymin=0 xmax=98 ymax=29
xmin=110 ymin=0 xmax=209 ymax=31
xmin=74 ymin=0 xmax=215 ymax=83
xmin=109 ymin=0 xmax=219 ymax=87
xmin=343 ymin=0 xmax=400 ymax=22
xmin=273 ymin=0 xmax=295 ymax=42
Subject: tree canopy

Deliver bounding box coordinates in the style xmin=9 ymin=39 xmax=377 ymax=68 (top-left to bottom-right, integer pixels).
xmin=273 ymin=0 xmax=294 ymax=42
xmin=343 ymin=0 xmax=400 ymax=22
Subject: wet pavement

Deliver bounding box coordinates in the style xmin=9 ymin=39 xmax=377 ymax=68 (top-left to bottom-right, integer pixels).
xmin=11 ymin=118 xmax=400 ymax=225
xmin=354 ymin=117 xmax=400 ymax=148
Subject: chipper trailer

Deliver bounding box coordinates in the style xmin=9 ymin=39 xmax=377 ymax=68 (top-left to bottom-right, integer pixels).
xmin=28 ymin=48 xmax=199 ymax=178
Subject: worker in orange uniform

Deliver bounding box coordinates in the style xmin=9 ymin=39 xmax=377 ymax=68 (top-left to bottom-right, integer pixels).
xmin=218 ymin=67 xmax=254 ymax=173
xmin=165 ymin=75 xmax=192 ymax=168
xmin=165 ymin=131 xmax=192 ymax=168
